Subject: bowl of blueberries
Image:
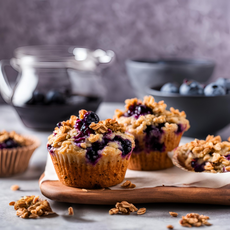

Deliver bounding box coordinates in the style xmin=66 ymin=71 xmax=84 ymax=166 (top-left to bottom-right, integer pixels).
xmin=126 ymin=58 xmax=215 ymax=98
xmin=146 ymin=78 xmax=230 ymax=138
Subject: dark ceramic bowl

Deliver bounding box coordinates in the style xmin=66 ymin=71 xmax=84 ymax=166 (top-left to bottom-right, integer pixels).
xmin=126 ymin=58 xmax=215 ymax=98
xmin=146 ymin=86 xmax=230 ymax=138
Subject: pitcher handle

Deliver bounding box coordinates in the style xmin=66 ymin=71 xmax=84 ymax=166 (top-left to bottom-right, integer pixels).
xmin=0 ymin=60 xmax=13 ymax=103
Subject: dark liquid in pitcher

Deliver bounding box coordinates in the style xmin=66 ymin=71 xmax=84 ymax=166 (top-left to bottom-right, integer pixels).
xmin=13 ymin=95 xmax=102 ymax=131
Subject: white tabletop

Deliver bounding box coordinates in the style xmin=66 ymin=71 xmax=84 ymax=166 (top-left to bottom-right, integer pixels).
xmin=0 ymin=104 xmax=230 ymax=230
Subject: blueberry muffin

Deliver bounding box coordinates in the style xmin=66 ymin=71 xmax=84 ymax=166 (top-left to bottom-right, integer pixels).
xmin=47 ymin=110 xmax=135 ymax=188
xmin=114 ymin=96 xmax=190 ymax=171
xmin=0 ymin=130 xmax=39 ymax=177
xmin=173 ymin=135 xmax=230 ymax=173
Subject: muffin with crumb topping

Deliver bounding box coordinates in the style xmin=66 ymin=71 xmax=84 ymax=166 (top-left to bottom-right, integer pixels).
xmin=0 ymin=130 xmax=39 ymax=177
xmin=114 ymin=96 xmax=190 ymax=171
xmin=173 ymin=135 xmax=230 ymax=173
xmin=47 ymin=110 xmax=135 ymax=188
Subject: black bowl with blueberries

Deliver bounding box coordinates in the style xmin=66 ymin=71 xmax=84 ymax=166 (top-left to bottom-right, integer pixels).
xmin=146 ymin=78 xmax=230 ymax=138
xmin=126 ymin=58 xmax=215 ymax=98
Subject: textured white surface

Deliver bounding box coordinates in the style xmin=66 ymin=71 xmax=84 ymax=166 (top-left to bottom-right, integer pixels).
xmin=1 ymin=104 xmax=230 ymax=230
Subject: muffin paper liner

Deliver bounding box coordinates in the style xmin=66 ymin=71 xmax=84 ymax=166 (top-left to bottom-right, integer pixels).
xmin=50 ymin=152 xmax=131 ymax=188
xmin=172 ymin=149 xmax=191 ymax=172
xmin=0 ymin=136 xmax=40 ymax=177
xmin=128 ymin=131 xmax=183 ymax=171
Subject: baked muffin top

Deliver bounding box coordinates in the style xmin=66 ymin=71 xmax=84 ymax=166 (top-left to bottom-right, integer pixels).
xmin=175 ymin=135 xmax=230 ymax=173
xmin=0 ymin=130 xmax=29 ymax=149
xmin=47 ymin=110 xmax=135 ymax=164
xmin=114 ymin=96 xmax=190 ymax=135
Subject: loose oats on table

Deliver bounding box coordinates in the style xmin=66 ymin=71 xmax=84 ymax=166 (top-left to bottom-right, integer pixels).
xmin=179 ymin=213 xmax=212 ymax=227
xmin=10 ymin=195 xmax=55 ymax=219
xmin=109 ymin=201 xmax=145 ymax=215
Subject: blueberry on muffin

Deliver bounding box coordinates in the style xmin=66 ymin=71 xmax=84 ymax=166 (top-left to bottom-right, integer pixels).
xmin=114 ymin=96 xmax=190 ymax=171
xmin=173 ymin=135 xmax=230 ymax=173
xmin=47 ymin=110 xmax=135 ymax=188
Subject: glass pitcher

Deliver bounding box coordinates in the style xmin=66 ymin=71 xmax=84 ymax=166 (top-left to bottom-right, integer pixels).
xmin=0 ymin=45 xmax=115 ymax=130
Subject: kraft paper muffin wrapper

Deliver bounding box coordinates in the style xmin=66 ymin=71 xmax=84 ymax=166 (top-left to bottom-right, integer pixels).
xmin=0 ymin=136 xmax=40 ymax=177
xmin=172 ymin=149 xmax=191 ymax=172
xmin=128 ymin=131 xmax=184 ymax=171
xmin=50 ymin=151 xmax=131 ymax=189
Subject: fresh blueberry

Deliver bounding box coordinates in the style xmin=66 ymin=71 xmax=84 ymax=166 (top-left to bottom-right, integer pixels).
xmin=57 ymin=122 xmax=63 ymax=128
xmin=33 ymin=90 xmax=45 ymax=104
xmin=190 ymin=158 xmax=205 ymax=172
xmin=84 ymin=111 xmax=99 ymax=125
xmin=45 ymin=90 xmax=66 ymax=104
xmin=114 ymin=136 xmax=132 ymax=157
xmin=124 ymin=104 xmax=153 ymax=118
xmin=74 ymin=119 xmax=83 ymax=130
xmin=86 ymin=147 xmax=101 ymax=164
xmin=0 ymin=138 xmax=19 ymax=149
xmin=179 ymin=80 xmax=204 ymax=95
xmin=160 ymin=83 xmax=179 ymax=94
xmin=215 ymin=78 xmax=230 ymax=92
xmin=204 ymin=83 xmax=226 ymax=96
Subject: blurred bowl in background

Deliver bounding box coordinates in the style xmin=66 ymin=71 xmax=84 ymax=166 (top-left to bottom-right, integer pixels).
xmin=146 ymin=86 xmax=230 ymax=138
xmin=126 ymin=58 xmax=215 ymax=98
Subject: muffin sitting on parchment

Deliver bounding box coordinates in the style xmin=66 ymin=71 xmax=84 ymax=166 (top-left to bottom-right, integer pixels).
xmin=114 ymin=96 xmax=190 ymax=171
xmin=0 ymin=130 xmax=39 ymax=177
xmin=47 ymin=110 xmax=135 ymax=189
xmin=173 ymin=135 xmax=230 ymax=173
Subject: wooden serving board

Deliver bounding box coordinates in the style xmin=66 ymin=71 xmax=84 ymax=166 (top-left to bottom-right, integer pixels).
xmin=39 ymin=174 xmax=230 ymax=205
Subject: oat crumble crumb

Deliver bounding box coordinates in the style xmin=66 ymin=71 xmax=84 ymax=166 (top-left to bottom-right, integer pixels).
xmin=169 ymin=212 xmax=178 ymax=217
xmin=68 ymin=207 xmax=74 ymax=215
xmin=137 ymin=208 xmax=146 ymax=215
xmin=167 ymin=225 xmax=174 ymax=229
xmin=11 ymin=185 xmax=20 ymax=191
xmin=121 ymin=180 xmax=136 ymax=189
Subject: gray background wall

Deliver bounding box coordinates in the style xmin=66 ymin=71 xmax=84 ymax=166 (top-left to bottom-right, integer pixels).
xmin=0 ymin=0 xmax=230 ymax=102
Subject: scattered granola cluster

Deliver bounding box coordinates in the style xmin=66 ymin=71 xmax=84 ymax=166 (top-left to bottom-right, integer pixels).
xmin=179 ymin=213 xmax=212 ymax=227
xmin=109 ymin=201 xmax=146 ymax=215
xmin=114 ymin=96 xmax=190 ymax=135
xmin=121 ymin=180 xmax=136 ymax=188
xmin=175 ymin=135 xmax=230 ymax=173
xmin=9 ymin=196 xmax=55 ymax=219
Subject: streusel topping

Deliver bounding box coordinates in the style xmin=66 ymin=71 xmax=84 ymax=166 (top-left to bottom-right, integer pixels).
xmin=0 ymin=130 xmax=29 ymax=149
xmin=175 ymin=135 xmax=230 ymax=173
xmin=47 ymin=110 xmax=135 ymax=164
xmin=115 ymin=96 xmax=190 ymax=135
